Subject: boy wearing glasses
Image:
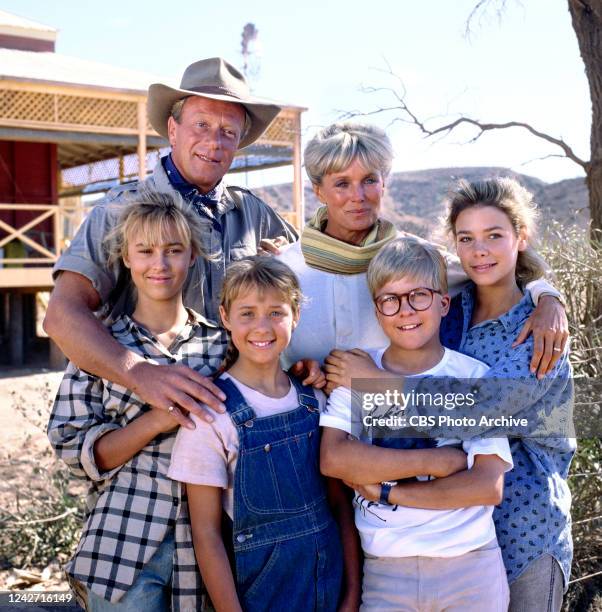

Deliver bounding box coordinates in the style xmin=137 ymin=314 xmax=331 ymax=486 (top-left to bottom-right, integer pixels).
xmin=320 ymin=238 xmax=513 ymax=611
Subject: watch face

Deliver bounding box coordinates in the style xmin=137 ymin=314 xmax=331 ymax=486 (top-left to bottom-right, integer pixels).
xmin=381 ymin=480 xmax=398 ymax=487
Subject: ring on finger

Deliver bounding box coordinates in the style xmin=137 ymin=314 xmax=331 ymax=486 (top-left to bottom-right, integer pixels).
xmin=552 ymin=347 xmax=562 ymax=352
xmin=167 ymin=405 xmax=176 ymax=413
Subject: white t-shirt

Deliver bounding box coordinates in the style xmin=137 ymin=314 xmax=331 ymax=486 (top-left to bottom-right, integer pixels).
xmin=320 ymin=347 xmax=513 ymax=558
xmin=168 ymin=372 xmax=326 ymax=519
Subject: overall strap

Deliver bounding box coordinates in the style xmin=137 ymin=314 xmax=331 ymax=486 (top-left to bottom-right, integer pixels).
xmin=213 ymin=377 xmax=256 ymax=426
xmin=289 ymin=376 xmax=320 ymax=412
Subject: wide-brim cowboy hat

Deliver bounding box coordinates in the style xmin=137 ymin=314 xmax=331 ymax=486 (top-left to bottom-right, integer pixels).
xmin=147 ymin=57 xmax=281 ymax=150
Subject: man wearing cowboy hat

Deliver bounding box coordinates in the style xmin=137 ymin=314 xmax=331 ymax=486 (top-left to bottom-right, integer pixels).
xmin=44 ymin=57 xmax=303 ymax=425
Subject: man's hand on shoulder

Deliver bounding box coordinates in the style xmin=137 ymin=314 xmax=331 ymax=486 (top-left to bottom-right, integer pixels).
xmin=127 ymin=361 xmax=227 ymax=428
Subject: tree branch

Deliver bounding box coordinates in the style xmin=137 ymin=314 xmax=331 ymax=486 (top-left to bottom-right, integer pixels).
xmin=465 ymin=0 xmax=512 ymax=39
xmin=341 ymin=66 xmax=589 ymax=171
xmin=518 ymin=153 xmax=569 ymax=167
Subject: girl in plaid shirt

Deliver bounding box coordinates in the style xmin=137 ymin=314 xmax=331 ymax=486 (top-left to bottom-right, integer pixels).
xmin=48 ymin=189 xmax=227 ymax=612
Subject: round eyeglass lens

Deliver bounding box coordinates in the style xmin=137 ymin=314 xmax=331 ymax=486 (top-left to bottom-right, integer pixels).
xmin=378 ymin=295 xmax=401 ymax=316
xmin=409 ymin=288 xmax=434 ymax=311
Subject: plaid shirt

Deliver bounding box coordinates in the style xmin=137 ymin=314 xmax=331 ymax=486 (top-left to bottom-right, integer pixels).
xmin=47 ymin=309 xmax=227 ymax=611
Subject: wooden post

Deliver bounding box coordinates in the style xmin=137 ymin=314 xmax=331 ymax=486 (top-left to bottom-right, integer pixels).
xmin=9 ymin=292 xmax=24 ymax=366
xmin=137 ymin=100 xmax=147 ymax=180
xmin=292 ymin=111 xmax=304 ymax=229
xmin=53 ymin=201 xmax=61 ymax=257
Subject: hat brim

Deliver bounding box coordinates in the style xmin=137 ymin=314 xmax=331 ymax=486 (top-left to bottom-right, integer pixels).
xmin=147 ymin=83 xmax=281 ymax=149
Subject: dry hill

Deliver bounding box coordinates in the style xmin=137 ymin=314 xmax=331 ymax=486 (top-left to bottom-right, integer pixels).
xmin=253 ymin=167 xmax=589 ymax=239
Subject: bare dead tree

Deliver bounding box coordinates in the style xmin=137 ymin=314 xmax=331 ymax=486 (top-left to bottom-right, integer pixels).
xmin=567 ymin=0 xmax=602 ymax=240
xmin=343 ymin=1 xmax=602 ymax=240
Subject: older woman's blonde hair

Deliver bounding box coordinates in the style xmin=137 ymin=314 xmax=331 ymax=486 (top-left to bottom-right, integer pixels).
xmin=106 ymin=187 xmax=208 ymax=267
xmin=367 ymin=237 xmax=448 ymax=298
xmin=444 ymin=177 xmax=546 ymax=286
xmin=304 ymin=122 xmax=394 ymax=185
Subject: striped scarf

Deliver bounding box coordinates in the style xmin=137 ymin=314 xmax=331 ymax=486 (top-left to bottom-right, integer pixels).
xmin=300 ymin=206 xmax=397 ymax=274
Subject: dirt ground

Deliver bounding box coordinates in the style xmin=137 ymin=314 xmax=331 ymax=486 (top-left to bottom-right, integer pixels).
xmin=0 ymin=369 xmax=75 ymax=593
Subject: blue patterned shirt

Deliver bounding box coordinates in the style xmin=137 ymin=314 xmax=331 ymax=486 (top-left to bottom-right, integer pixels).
xmin=440 ymin=283 xmax=576 ymax=587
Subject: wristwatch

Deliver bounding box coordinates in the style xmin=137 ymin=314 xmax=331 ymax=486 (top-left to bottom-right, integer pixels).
xmin=379 ymin=481 xmax=398 ymax=505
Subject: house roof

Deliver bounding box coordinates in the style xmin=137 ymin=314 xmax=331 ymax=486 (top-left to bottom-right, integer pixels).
xmin=0 ymin=9 xmax=57 ymax=42
xmin=0 ymin=47 xmax=164 ymax=94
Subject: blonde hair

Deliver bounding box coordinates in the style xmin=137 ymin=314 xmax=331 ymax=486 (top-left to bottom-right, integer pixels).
xmin=367 ymin=237 xmax=448 ymax=297
xmin=444 ymin=177 xmax=546 ymax=286
xmin=107 ymin=188 xmax=208 ymax=267
xmin=219 ymin=256 xmax=303 ymax=371
xmin=304 ymin=121 xmax=393 ymax=186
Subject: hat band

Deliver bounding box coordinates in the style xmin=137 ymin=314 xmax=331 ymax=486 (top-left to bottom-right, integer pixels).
xmin=186 ymin=85 xmax=244 ymax=100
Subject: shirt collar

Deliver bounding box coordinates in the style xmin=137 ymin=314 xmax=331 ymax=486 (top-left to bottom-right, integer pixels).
xmin=114 ymin=308 xmax=219 ymax=356
xmin=162 ymin=154 xmax=225 ymax=205
xmin=460 ymin=282 xmax=533 ymax=333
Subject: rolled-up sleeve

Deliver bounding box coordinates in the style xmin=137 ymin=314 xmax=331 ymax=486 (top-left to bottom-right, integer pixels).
xmin=47 ymin=362 xmax=122 ymax=482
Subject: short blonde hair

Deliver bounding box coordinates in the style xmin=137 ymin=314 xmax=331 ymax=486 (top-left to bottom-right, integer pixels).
xmin=304 ymin=122 xmax=393 ymax=185
xmin=444 ymin=177 xmax=546 ymax=286
xmin=367 ymin=238 xmax=448 ymax=298
xmin=219 ymin=256 xmax=303 ymax=371
xmin=107 ymin=187 xmax=207 ymax=267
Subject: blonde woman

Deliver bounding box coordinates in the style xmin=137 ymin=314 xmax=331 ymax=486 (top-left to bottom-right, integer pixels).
xmin=278 ymin=122 xmax=568 ymax=378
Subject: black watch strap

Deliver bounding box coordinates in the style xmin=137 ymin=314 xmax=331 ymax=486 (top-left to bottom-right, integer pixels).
xmin=379 ymin=481 xmax=395 ymax=505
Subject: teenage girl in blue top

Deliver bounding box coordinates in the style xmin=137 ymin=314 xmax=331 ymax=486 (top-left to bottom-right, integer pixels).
xmin=169 ymin=257 xmax=358 ymax=611
xmin=323 ymin=177 xmax=574 ymax=611
xmin=440 ymin=177 xmax=575 ymax=612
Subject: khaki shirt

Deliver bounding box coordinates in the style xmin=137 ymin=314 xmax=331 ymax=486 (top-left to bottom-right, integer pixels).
xmin=53 ymin=161 xmax=298 ymax=322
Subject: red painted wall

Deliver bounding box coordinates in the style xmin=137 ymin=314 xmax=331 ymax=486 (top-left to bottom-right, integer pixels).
xmin=0 ymin=140 xmax=58 ymax=253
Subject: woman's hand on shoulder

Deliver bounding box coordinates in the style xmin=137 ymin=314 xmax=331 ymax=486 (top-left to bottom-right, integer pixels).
xmin=258 ymin=235 xmax=289 ymax=255
xmin=512 ymin=295 xmax=569 ymax=379
xmin=289 ymin=359 xmax=327 ymax=389
xmin=324 ymin=348 xmax=382 ymax=389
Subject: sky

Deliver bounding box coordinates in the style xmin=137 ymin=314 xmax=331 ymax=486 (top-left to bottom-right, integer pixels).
xmin=2 ymin=0 xmax=591 ymax=188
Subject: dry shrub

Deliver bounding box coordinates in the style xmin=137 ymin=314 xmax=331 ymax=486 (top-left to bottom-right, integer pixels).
xmin=540 ymin=223 xmax=602 ymax=612
xmin=0 ymin=383 xmax=85 ymax=573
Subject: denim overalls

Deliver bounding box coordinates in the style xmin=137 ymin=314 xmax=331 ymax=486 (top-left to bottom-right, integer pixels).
xmin=214 ymin=376 xmax=343 ymax=612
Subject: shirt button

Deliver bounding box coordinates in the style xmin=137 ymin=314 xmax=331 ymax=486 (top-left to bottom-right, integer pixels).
xmin=244 ymin=420 xmax=254 ymax=428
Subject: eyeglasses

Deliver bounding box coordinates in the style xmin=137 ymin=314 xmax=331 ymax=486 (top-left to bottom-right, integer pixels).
xmin=374 ymin=287 xmax=441 ymax=316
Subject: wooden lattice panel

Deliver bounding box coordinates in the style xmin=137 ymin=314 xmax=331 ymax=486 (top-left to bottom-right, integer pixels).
xmin=0 ymin=87 xmax=138 ymax=132
xmin=57 ymin=95 xmax=137 ymax=129
xmin=0 ymin=89 xmax=55 ymax=122
xmin=257 ymin=115 xmax=296 ymax=145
